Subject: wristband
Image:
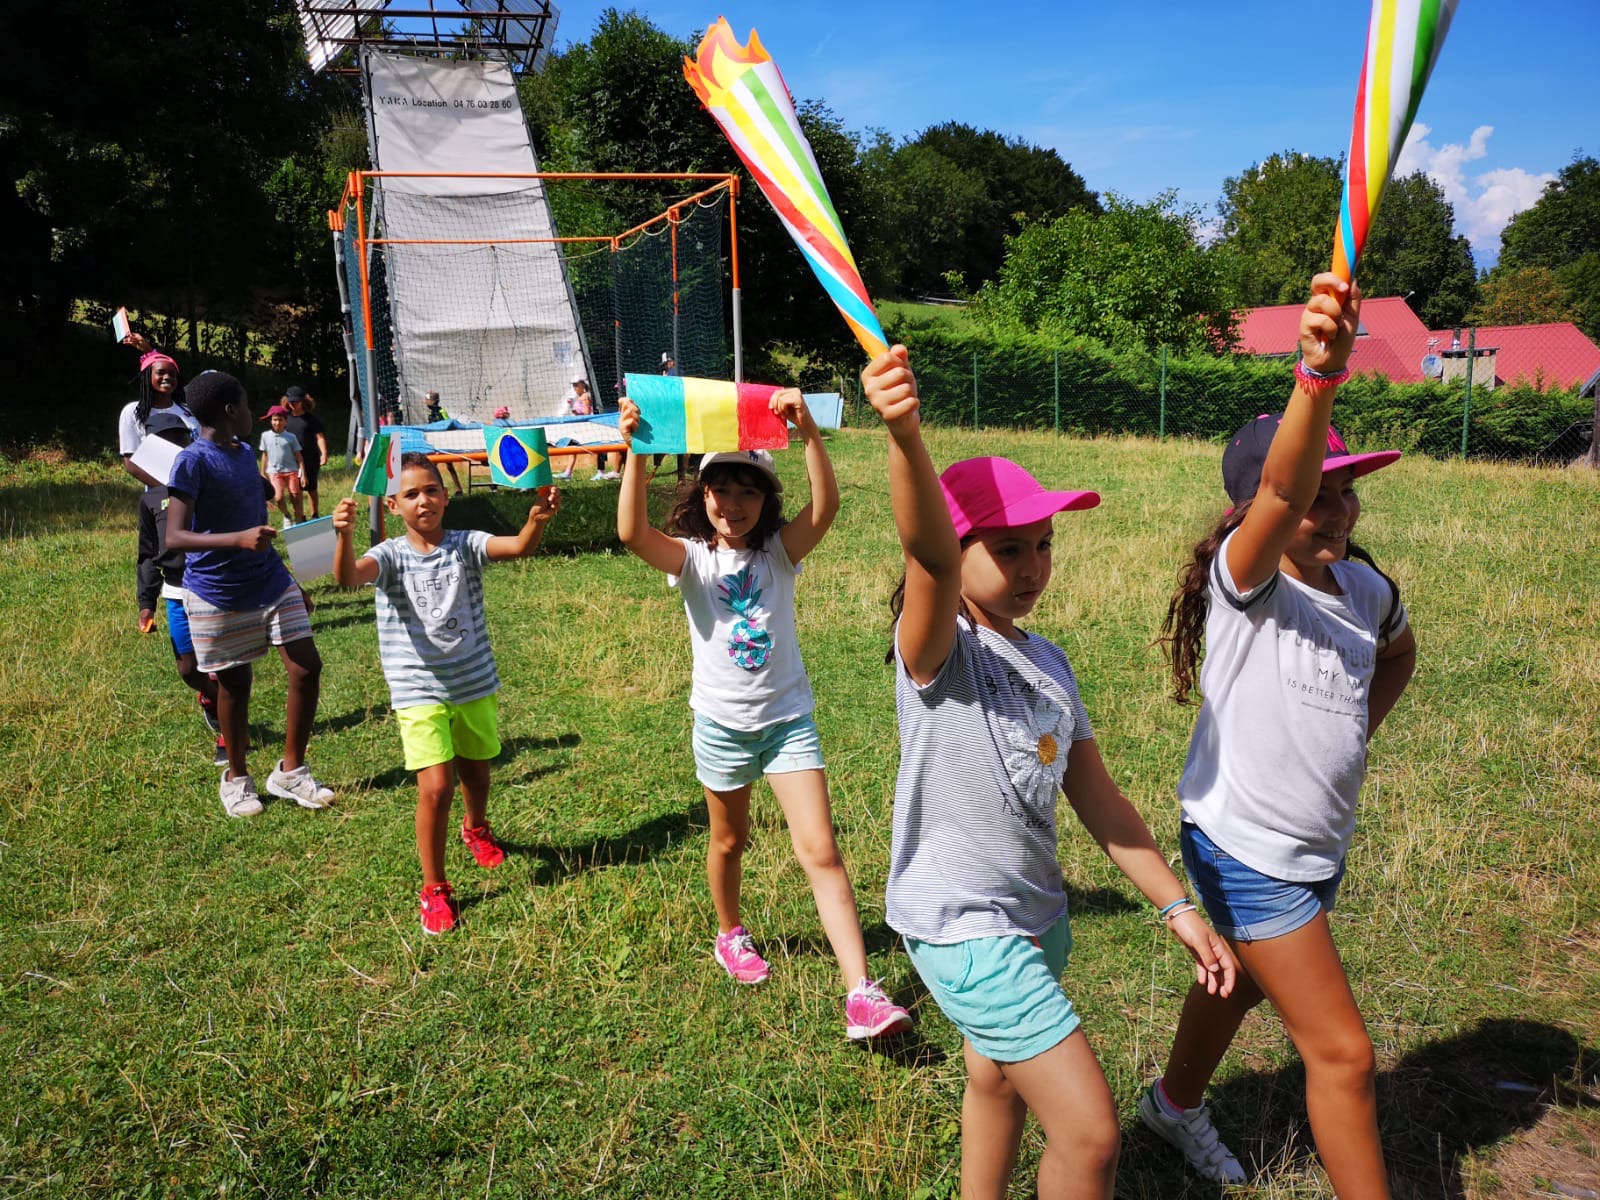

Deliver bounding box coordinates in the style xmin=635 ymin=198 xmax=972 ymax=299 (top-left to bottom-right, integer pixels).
xmin=1295 ymin=360 xmax=1350 ymax=389
xmin=1162 ymin=903 xmax=1198 ymax=923
xmin=1156 ymin=898 xmax=1189 ymax=919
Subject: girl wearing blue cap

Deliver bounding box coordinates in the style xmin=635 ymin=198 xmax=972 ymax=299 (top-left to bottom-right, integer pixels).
xmin=1140 ymin=274 xmax=1417 ymax=1195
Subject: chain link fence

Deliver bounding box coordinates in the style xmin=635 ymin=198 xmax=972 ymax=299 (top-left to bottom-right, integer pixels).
xmin=804 ymin=320 xmax=1598 ymax=467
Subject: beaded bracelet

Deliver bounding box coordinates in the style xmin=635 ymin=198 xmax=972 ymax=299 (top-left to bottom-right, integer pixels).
xmin=1156 ymin=898 xmax=1189 ymax=920
xmin=1295 ymin=360 xmax=1351 ymax=389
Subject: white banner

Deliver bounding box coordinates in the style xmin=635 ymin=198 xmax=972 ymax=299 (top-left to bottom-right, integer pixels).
xmin=363 ymin=50 xmax=591 ymax=423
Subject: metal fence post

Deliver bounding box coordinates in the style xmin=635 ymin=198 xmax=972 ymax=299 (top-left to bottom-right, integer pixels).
xmin=1053 ymin=351 xmax=1060 ymax=434
xmin=1159 ymin=345 xmax=1168 ymax=440
xmin=1461 ymin=327 xmax=1475 ymax=457
xmin=972 ymin=351 xmax=979 ymax=429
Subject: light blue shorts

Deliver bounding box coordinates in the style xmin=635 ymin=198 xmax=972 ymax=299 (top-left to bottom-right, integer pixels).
xmin=1181 ymin=822 xmax=1344 ymax=943
xmin=691 ymin=712 xmax=825 ymax=792
xmin=904 ymin=919 xmax=1077 ymax=1064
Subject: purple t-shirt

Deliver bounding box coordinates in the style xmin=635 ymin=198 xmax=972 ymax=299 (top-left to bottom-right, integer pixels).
xmin=169 ymin=437 xmax=294 ymax=609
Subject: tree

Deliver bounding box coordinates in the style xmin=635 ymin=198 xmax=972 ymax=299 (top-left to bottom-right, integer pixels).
xmin=2 ymin=0 xmax=340 ymax=358
xmin=1496 ymin=154 xmax=1600 ymax=340
xmin=1359 ymin=172 xmax=1479 ymax=328
xmin=891 ymin=123 xmax=1098 ymax=295
xmin=1466 ymin=266 xmax=1578 ymax=327
xmin=1215 ymin=152 xmax=1342 ymax=307
xmin=974 ymin=192 xmax=1237 ymax=353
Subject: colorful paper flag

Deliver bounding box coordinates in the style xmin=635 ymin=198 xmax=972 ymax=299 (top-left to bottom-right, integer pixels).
xmin=354 ymin=431 xmax=402 ymax=496
xmin=111 ymin=307 xmax=130 ymax=342
xmin=684 ymin=19 xmax=888 ymax=359
xmin=1331 ymin=0 xmax=1459 ymax=282
xmin=625 ymin=374 xmax=789 ymax=456
xmin=484 ymin=426 xmax=553 ymax=489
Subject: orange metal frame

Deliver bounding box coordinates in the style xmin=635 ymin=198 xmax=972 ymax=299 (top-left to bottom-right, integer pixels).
xmin=330 ymin=171 xmax=740 ymax=352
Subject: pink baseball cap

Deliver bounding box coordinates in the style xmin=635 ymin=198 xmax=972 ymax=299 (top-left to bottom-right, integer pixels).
xmin=1221 ymin=413 xmax=1401 ymax=505
xmin=261 ymin=405 xmax=290 ymax=419
xmin=938 ymin=457 xmax=1100 ymax=539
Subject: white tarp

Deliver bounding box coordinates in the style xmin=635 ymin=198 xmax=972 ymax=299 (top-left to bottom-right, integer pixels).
xmin=363 ymin=50 xmax=590 ymax=422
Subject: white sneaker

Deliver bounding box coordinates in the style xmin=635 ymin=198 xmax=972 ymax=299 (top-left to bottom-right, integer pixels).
xmin=602 ymin=471 xmax=621 ymax=480
xmin=590 ymin=471 xmax=607 ymax=481
xmin=219 ymin=770 xmax=264 ymax=818
xmin=554 ymin=469 xmax=572 ymax=480
xmin=265 ymin=760 xmax=334 ymax=809
xmin=1138 ymin=1083 xmax=1246 ymax=1184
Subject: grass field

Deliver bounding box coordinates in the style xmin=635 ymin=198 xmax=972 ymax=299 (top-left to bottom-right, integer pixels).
xmin=2 ymin=428 xmax=1597 ymax=1198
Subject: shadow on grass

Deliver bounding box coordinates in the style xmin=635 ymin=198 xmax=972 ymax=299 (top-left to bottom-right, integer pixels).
xmin=338 ymin=731 xmax=581 ymax=794
xmin=1120 ymin=1017 xmax=1599 ymax=1199
xmin=510 ymin=798 xmax=708 ymax=884
xmin=859 ymin=968 xmax=950 ymax=1069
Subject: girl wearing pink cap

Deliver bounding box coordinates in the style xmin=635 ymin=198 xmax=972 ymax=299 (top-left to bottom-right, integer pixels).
xmin=863 ymin=347 xmax=1236 ymax=1200
xmin=1139 ymin=275 xmax=1416 ymax=1194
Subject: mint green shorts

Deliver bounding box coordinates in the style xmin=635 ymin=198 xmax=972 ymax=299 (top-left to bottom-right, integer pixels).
xmin=904 ymin=918 xmax=1077 ymax=1063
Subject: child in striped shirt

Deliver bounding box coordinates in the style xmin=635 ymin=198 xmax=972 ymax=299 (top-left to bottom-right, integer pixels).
xmin=863 ymin=346 xmax=1236 ymax=1200
xmin=332 ymin=453 xmax=561 ymax=934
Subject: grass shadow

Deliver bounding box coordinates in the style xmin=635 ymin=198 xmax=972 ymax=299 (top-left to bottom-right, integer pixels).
xmin=512 ymin=798 xmax=708 ymax=884
xmin=1065 ymin=884 xmax=1143 ymax=917
xmin=859 ymin=970 xmax=950 ymax=1069
xmin=1120 ymin=1017 xmax=1599 ymax=1198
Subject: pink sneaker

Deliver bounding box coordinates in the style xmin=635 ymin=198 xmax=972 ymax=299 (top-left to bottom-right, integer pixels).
xmin=461 ymin=822 xmax=505 ymax=869
xmin=419 ymin=882 xmax=458 ymax=935
xmin=845 ymin=978 xmax=913 ymax=1040
xmin=713 ymin=926 xmax=769 ymax=984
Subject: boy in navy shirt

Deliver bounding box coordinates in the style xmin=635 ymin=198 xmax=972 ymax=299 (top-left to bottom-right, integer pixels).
xmin=166 ymin=372 xmax=335 ymax=818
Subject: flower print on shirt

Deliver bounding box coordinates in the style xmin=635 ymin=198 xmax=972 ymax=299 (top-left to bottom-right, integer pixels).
xmin=719 ymin=564 xmax=772 ymax=670
xmin=983 ymin=643 xmax=1076 ymax=831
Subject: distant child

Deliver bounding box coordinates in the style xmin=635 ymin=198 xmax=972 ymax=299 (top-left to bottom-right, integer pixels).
xmin=557 ymin=376 xmax=593 ymax=480
xmin=259 ymin=405 xmax=306 ymax=526
xmin=136 ymin=409 xmax=225 ymax=765
xmin=165 ymin=371 xmax=334 ymax=818
xmin=118 ymin=332 xmax=199 ymax=631
xmin=282 ymin=387 xmax=329 ymax=518
xmin=423 ymin=391 xmax=467 ymax=495
xmin=862 ymin=346 xmax=1235 ymax=1200
xmin=1140 ymin=275 xmax=1416 ymax=1194
xmin=615 ymin=390 xmax=914 ymax=1041
xmin=332 ymin=454 xmax=561 ymax=934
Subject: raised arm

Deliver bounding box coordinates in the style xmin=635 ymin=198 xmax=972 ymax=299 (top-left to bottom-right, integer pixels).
xmin=775 ymin=389 xmax=839 ymax=565
xmin=862 ymin=346 xmax=963 ymax=685
xmin=1225 ymin=274 xmax=1360 ymax=594
xmin=331 ymin=496 xmax=379 ymax=587
xmin=1061 ymin=738 xmax=1236 ymax=997
xmin=614 ymin=398 xmax=687 ymax=576
xmin=486 ymin=486 xmax=561 ymax=560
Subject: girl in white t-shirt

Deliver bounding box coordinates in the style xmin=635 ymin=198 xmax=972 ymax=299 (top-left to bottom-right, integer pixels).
xmin=615 ymin=388 xmax=913 ymax=1042
xmin=863 ymin=345 xmax=1235 ymax=1200
xmin=1140 ymin=275 xmax=1418 ymax=1194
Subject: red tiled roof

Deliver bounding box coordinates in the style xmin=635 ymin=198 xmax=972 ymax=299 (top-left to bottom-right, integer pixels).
xmin=1239 ymin=297 xmax=1600 ymax=391
xmin=1429 ymin=322 xmax=1600 ymax=391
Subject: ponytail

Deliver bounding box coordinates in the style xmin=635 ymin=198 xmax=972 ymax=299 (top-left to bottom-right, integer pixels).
xmin=1159 ymin=501 xmax=1251 ymax=704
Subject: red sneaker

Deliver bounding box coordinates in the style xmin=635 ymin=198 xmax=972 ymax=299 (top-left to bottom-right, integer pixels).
xmin=419 ymin=882 xmax=458 ymax=935
xmin=461 ymin=822 xmax=505 ymax=869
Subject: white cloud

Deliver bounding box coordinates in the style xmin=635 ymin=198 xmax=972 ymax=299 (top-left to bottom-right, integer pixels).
xmin=1394 ymin=123 xmax=1556 ymax=259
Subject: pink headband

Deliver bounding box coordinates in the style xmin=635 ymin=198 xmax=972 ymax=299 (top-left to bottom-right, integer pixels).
xmin=140 ymin=351 xmax=178 ymax=374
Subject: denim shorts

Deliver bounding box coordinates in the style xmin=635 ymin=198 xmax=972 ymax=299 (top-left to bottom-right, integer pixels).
xmin=904 ymin=919 xmax=1077 ymax=1063
xmin=1181 ymin=822 xmax=1344 ymax=943
xmin=691 ymin=712 xmax=825 ymax=792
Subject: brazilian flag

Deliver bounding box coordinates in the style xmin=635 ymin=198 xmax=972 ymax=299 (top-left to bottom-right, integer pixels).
xmin=484 ymin=426 xmax=553 ymax=489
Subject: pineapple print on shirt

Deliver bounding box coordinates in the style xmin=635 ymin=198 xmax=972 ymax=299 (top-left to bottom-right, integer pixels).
xmin=719 ymin=565 xmax=772 ymax=670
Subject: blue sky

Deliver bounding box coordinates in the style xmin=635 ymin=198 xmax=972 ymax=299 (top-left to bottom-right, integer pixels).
xmin=537 ymin=1 xmax=1598 ymax=267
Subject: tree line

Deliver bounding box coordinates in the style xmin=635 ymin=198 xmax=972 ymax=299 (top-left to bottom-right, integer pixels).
xmin=5 ymin=3 xmax=1596 ymax=388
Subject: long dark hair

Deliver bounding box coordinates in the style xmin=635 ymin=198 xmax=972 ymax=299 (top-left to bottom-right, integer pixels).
xmin=1159 ymin=500 xmax=1402 ymax=704
xmin=883 ymin=539 xmax=983 ymax=664
xmin=135 ymin=356 xmax=187 ymax=428
xmin=667 ymin=461 xmax=785 ymax=551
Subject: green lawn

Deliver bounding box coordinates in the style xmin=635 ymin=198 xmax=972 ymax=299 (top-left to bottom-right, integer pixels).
xmin=2 ymin=430 xmax=1597 ymax=1198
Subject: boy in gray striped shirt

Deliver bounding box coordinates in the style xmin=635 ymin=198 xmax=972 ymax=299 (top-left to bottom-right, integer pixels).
xmin=333 ymin=454 xmax=561 ymax=934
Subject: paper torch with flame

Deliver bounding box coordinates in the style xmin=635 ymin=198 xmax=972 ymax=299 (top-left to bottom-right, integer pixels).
xmin=685 ymin=18 xmax=888 ymax=359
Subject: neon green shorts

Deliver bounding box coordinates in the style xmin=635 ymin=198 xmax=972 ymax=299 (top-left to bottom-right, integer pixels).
xmin=396 ymin=695 xmax=501 ymax=771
